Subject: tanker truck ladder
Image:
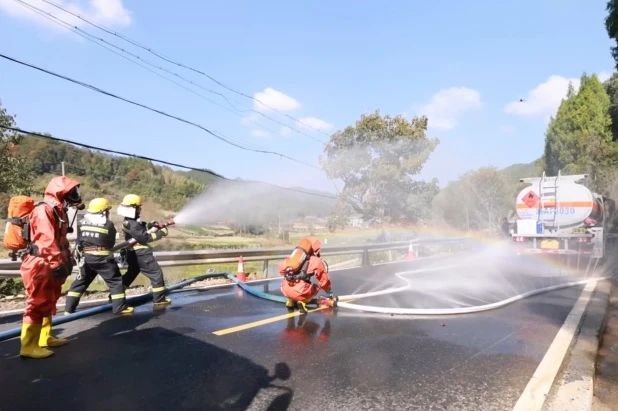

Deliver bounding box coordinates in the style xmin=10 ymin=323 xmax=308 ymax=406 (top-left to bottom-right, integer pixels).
xmin=537 ymin=171 xmax=560 ymax=232
xmin=537 ymin=172 xmax=545 ymax=224
xmin=553 ymin=171 xmax=561 ymax=231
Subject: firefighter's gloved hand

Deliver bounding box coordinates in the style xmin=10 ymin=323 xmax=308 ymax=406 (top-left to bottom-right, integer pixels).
xmin=296 ymin=272 xmax=310 ymax=281
xmin=159 ymin=227 xmax=168 ymax=237
xmin=327 ymin=291 xmax=338 ymax=307
xmin=146 ymin=221 xmax=159 ymax=230
xmin=117 ymin=248 xmax=128 ymax=268
xmin=52 ymin=265 xmax=69 ymax=278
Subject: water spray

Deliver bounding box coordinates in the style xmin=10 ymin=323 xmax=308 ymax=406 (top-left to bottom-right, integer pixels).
xmin=336 ymin=272 xmax=608 ymax=315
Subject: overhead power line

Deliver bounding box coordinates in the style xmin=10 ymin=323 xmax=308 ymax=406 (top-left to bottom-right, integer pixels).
xmin=11 ymin=0 xmax=256 ymax=125
xmin=13 ymin=0 xmax=238 ymax=107
xmin=37 ymin=0 xmax=332 ymax=138
xmin=0 ymin=52 xmax=319 ymax=169
xmin=12 ymin=0 xmax=325 ymax=144
xmin=0 ymin=125 xmax=338 ymax=200
xmin=1 ymin=125 xmax=225 ymax=178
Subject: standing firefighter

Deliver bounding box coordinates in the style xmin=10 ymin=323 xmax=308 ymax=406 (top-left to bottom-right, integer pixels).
xmin=118 ymin=194 xmax=171 ymax=307
xmin=278 ymin=237 xmax=337 ymax=313
xmin=64 ymin=198 xmax=134 ymax=316
xmin=19 ymin=176 xmax=82 ymax=359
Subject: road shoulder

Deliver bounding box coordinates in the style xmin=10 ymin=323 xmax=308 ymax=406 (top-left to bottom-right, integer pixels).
xmin=593 ymin=276 xmax=618 ymax=411
xmin=543 ymin=279 xmax=612 ymax=411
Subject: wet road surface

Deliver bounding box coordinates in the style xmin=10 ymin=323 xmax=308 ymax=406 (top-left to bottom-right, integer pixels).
xmin=0 ymin=253 xmax=591 ymax=410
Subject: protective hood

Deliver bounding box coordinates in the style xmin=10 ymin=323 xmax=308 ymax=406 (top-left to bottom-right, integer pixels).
xmin=44 ymin=176 xmax=80 ymax=206
xmin=297 ymin=236 xmax=321 ymax=255
xmin=307 ymin=236 xmax=322 ymax=255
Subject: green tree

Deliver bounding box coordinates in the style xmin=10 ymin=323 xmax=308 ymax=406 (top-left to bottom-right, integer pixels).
xmin=544 ymin=74 xmax=617 ymax=192
xmin=604 ymin=73 xmax=618 ymax=142
xmin=433 ymin=167 xmax=511 ymax=232
xmin=321 ymin=112 xmax=439 ymax=223
xmin=606 ymin=0 xmax=618 ymax=69
xmin=0 ymin=103 xmax=33 ymax=217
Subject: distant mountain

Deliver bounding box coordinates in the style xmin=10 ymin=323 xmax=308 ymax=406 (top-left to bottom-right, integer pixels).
xmin=499 ymin=158 xmax=544 ymax=183
xmin=13 ymin=135 xmax=204 ymax=212
xmin=183 ymin=169 xmax=219 ymax=187
xmin=11 ymin=135 xmax=335 ymax=220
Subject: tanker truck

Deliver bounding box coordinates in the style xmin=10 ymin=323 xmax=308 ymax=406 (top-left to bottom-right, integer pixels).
xmin=511 ymin=172 xmax=615 ymax=260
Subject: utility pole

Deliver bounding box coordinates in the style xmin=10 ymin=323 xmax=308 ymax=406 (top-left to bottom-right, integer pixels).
xmin=61 ymin=161 xmax=65 ymax=176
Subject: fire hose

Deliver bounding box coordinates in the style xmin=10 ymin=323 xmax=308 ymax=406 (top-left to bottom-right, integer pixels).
xmin=0 ymin=271 xmax=226 ymax=342
xmin=336 ymin=274 xmax=609 ymax=315
xmin=225 ymin=265 xmax=459 ymax=307
xmin=227 ymin=266 xmax=610 ymax=316
xmin=227 ymin=274 xmax=338 ymax=307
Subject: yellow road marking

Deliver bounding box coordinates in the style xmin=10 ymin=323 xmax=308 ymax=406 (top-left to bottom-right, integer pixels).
xmin=213 ymin=305 xmax=330 ymax=336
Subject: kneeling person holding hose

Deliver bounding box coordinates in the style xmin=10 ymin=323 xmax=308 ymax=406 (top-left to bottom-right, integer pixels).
xmin=279 ymin=237 xmax=337 ymax=313
xmin=118 ymin=194 xmax=171 ymax=307
xmin=64 ymin=198 xmax=134 ymax=315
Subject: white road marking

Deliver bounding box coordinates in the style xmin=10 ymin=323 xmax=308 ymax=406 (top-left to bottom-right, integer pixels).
xmin=512 ymin=280 xmax=598 ymax=411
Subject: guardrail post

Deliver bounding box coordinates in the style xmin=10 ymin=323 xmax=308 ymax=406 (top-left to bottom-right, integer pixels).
xmin=361 ymin=248 xmax=371 ymax=267
xmin=263 ymin=259 xmax=270 ymax=278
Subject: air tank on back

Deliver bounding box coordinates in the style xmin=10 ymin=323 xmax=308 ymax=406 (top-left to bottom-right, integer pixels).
xmin=515 ymin=175 xmax=604 ymax=231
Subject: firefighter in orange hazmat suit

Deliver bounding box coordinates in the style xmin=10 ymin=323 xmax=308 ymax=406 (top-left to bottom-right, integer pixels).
xmin=19 ymin=176 xmax=82 ymax=359
xmin=279 ymin=237 xmax=336 ymax=313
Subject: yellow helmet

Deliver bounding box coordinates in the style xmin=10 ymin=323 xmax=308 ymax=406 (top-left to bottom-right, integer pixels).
xmin=87 ymin=198 xmax=111 ymax=213
xmin=121 ymin=194 xmax=142 ymax=207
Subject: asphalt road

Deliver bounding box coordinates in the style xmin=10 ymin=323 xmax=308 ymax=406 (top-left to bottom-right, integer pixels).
xmin=0 ymin=248 xmax=597 ymax=411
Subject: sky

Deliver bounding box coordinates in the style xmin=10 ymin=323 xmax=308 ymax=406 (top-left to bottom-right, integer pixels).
xmin=0 ymin=0 xmax=614 ymax=192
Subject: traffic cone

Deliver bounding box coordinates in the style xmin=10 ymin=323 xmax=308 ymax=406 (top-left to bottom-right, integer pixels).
xmin=237 ymin=256 xmax=247 ymax=282
xmin=406 ymin=242 xmax=416 ymax=261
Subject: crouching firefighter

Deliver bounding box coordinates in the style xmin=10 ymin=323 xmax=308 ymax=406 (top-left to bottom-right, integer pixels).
xmin=18 ymin=176 xmax=82 ymax=359
xmin=64 ymin=198 xmax=134 ymax=316
xmin=118 ymin=194 xmax=171 ymax=307
xmin=278 ymin=237 xmax=337 ymax=313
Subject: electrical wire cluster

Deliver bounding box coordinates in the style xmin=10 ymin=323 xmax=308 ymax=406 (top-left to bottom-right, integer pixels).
xmin=12 ymin=0 xmax=328 ymax=144
xmin=0 ymin=0 xmax=342 ymax=197
xmin=0 ymin=124 xmax=337 ymax=200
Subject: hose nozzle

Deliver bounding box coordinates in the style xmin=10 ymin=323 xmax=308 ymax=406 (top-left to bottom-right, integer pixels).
xmin=161 ymin=218 xmax=175 ymax=228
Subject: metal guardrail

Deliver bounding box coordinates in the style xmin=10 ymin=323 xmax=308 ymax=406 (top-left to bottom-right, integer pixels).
xmin=0 ymin=238 xmax=467 ymax=277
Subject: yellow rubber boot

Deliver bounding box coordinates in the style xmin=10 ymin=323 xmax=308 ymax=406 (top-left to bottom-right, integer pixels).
xmin=153 ymin=297 xmax=172 ymax=308
xmin=39 ymin=317 xmax=68 ymax=348
xmin=297 ymin=301 xmax=308 ymax=314
xmin=20 ymin=323 xmax=54 ymax=359
xmin=285 ymin=298 xmax=296 ymax=309
xmin=120 ymin=306 xmax=135 ymax=315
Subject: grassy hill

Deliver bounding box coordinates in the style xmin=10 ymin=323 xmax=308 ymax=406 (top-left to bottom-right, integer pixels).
xmin=1 ymin=134 xmax=338 ymax=252
xmin=15 ymin=136 xmax=205 ymax=212
xmin=499 ymin=158 xmax=544 ymax=183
